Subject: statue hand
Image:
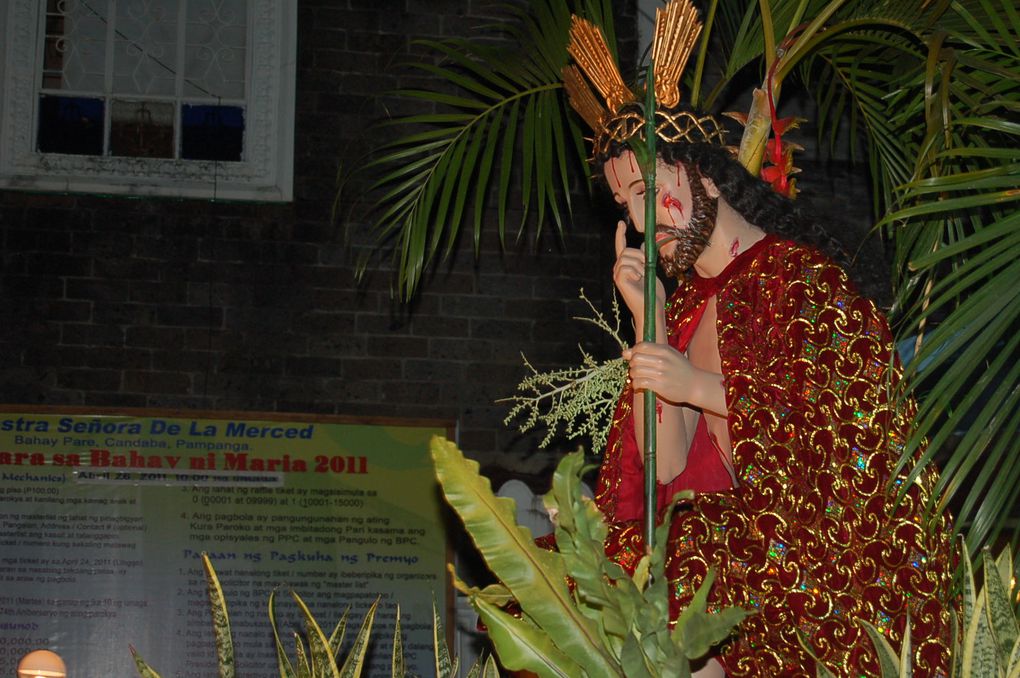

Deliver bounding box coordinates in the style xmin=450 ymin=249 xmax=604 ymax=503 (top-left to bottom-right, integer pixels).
xmin=613 ymin=221 xmax=665 ymax=321
xmin=623 ymin=341 xmax=694 ymax=405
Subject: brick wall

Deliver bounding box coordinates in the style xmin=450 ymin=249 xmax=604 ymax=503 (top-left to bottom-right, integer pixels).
xmin=0 ymin=1 xmax=638 ymax=484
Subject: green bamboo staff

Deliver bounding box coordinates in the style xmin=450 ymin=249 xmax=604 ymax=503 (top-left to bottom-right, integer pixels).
xmin=641 ymin=62 xmax=658 ymax=551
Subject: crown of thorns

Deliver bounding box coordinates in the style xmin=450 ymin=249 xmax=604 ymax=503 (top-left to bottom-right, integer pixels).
xmin=598 ymin=107 xmax=726 ymax=157
xmin=562 ymin=0 xmax=726 ymax=158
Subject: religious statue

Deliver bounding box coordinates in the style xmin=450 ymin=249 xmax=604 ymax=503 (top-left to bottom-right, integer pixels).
xmin=551 ymin=2 xmax=959 ymax=675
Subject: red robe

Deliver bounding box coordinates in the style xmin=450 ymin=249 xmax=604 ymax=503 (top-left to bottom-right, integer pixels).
xmin=593 ymin=235 xmax=956 ymax=677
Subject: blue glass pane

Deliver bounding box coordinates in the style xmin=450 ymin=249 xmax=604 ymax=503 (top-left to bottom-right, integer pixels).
xmin=181 ymin=104 xmax=244 ymax=161
xmin=37 ymin=95 xmax=104 ymax=155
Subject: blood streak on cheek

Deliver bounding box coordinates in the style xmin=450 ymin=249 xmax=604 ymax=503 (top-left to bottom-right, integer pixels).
xmin=662 ymin=192 xmax=685 ymax=222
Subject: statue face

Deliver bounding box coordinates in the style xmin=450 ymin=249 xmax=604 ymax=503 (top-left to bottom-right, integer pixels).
xmin=605 ymin=149 xmax=718 ymax=278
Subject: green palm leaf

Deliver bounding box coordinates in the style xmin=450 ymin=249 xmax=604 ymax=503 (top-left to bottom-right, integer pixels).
xmin=876 ymin=0 xmax=1020 ymax=555
xmin=354 ymin=1 xmax=612 ymax=298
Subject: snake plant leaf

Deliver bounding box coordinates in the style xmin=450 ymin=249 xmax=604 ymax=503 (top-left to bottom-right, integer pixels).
xmin=289 ymin=591 xmax=341 ymax=678
xmin=960 ymin=539 xmax=977 ymax=643
xmin=328 ymin=606 xmax=350 ymax=667
xmin=857 ymin=619 xmax=902 ymax=678
xmin=431 ymin=435 xmax=622 ymax=676
xmin=954 ymin=546 xmax=1011 ymax=678
xmin=951 ymin=606 xmax=964 ymax=678
xmin=128 ymin=645 xmax=163 ymax=678
xmin=392 ymin=605 xmax=405 ymax=678
xmin=201 ymin=554 xmax=235 ymax=678
xmin=1009 ymin=631 xmax=1020 ymax=678
xmin=293 ymin=632 xmax=311 ymax=678
xmin=268 ymin=589 xmax=298 ymax=678
xmin=797 ymin=628 xmax=838 ymax=678
xmin=963 ymin=586 xmax=1004 ymax=677
xmin=898 ymin=618 xmax=913 ymax=678
xmin=481 ymin=654 xmax=501 ymax=678
xmin=432 ymin=594 xmax=454 ymax=678
xmin=984 ymin=548 xmax=1019 ymax=662
xmin=464 ymin=653 xmax=501 ymax=678
xmin=338 ymin=597 xmax=379 ymax=678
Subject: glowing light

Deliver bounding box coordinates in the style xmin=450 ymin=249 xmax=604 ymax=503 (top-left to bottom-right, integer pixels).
xmin=17 ymin=650 xmax=66 ymax=678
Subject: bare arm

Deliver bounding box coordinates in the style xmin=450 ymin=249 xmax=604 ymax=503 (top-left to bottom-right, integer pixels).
xmin=629 ymin=331 xmax=697 ymax=484
xmin=626 ymin=343 xmax=728 ymax=416
xmin=613 ymin=222 xmax=694 ymax=484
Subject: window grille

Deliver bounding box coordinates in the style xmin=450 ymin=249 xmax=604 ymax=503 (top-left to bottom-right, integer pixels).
xmin=0 ymin=0 xmax=296 ymax=201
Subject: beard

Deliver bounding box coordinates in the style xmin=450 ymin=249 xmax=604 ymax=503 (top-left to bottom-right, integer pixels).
xmin=657 ymin=162 xmax=718 ymax=280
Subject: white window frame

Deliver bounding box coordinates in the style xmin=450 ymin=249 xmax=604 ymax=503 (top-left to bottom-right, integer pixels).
xmin=0 ymin=0 xmax=296 ymax=202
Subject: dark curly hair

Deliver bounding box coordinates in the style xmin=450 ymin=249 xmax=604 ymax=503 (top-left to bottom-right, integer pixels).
xmin=658 ymin=143 xmax=807 ymax=242
xmin=596 ymin=135 xmax=848 ymax=265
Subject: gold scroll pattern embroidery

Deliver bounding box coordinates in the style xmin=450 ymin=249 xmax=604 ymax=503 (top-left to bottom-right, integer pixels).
xmin=662 ymin=241 xmax=956 ymax=677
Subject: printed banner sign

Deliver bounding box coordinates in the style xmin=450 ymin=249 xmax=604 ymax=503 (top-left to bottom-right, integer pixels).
xmin=0 ymin=409 xmax=452 ymax=677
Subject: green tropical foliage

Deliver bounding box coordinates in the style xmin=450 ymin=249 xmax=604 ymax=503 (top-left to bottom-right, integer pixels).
xmin=873 ymin=3 xmax=1020 ymax=556
xmin=356 ymin=0 xmax=615 ymax=299
xmin=356 ymin=0 xmax=1020 ymax=556
xmin=431 ymin=435 xmax=749 ymax=677
xmin=129 ymin=553 xmax=498 ymax=678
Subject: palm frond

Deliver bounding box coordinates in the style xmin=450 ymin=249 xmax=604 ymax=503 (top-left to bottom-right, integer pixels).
xmin=802 ymin=32 xmax=925 ymax=210
xmin=355 ymin=1 xmax=610 ymax=298
xmin=877 ymin=0 xmax=1020 ymax=553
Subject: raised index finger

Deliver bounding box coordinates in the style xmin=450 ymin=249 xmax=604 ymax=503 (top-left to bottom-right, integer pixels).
xmin=615 ymin=220 xmax=627 ymax=257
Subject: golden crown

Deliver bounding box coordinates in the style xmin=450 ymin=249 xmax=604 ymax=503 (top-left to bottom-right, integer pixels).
xmin=562 ymin=0 xmax=726 ymax=159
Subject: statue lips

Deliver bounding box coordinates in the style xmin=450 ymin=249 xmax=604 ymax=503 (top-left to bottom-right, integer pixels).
xmin=655 ymin=226 xmax=681 ymax=249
